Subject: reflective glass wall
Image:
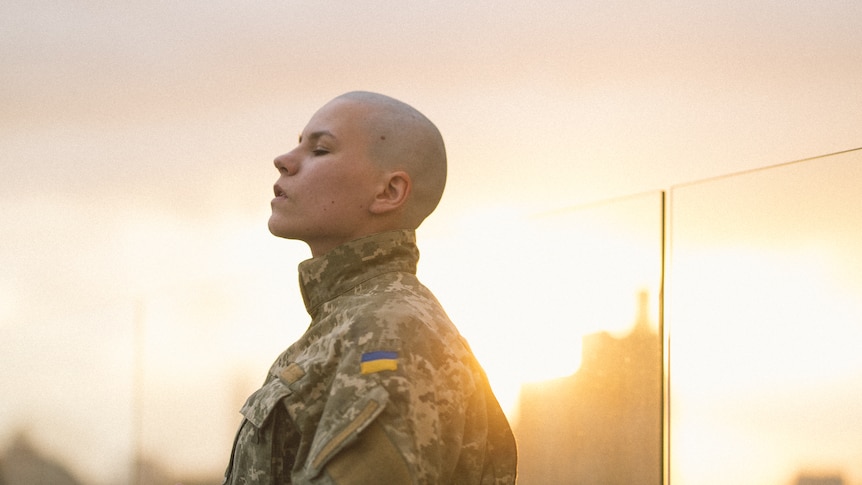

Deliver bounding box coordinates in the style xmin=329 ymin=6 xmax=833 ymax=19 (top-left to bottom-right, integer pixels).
xmin=509 ymin=192 xmax=664 ymax=485
xmin=667 ymin=149 xmax=862 ymax=485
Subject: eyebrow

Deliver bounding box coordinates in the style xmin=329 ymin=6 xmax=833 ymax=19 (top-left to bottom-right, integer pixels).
xmin=298 ymin=130 xmax=336 ymax=144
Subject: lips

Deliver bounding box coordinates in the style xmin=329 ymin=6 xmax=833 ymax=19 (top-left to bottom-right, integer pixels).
xmin=273 ymin=184 xmax=287 ymax=199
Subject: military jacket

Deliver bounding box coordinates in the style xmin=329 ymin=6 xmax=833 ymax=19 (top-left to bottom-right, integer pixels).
xmin=224 ymin=230 xmax=517 ymax=485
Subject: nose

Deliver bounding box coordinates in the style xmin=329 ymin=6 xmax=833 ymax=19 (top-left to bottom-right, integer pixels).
xmin=274 ymin=150 xmax=299 ymax=176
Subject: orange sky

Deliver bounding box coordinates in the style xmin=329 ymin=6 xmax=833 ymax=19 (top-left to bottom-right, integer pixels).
xmin=2 ymin=1 xmax=861 ymax=483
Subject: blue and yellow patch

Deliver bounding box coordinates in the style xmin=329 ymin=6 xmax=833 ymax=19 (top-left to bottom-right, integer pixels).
xmin=360 ymin=351 xmax=398 ymax=374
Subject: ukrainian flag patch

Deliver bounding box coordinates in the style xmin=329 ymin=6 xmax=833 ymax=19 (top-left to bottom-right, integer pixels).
xmin=360 ymin=351 xmax=398 ymax=374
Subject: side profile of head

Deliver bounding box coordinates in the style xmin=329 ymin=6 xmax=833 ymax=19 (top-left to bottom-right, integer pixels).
xmin=268 ymin=91 xmax=447 ymax=256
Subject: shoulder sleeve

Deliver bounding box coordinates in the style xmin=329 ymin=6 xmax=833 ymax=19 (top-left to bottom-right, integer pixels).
xmin=287 ymin=335 xmax=412 ymax=485
xmin=298 ymin=318 xmax=477 ymax=485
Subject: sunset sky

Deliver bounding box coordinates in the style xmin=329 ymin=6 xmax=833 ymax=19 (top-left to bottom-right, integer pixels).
xmin=2 ymin=1 xmax=861 ymax=483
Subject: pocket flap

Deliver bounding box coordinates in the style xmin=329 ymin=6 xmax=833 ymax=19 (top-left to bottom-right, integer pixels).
xmin=240 ymin=378 xmax=293 ymax=428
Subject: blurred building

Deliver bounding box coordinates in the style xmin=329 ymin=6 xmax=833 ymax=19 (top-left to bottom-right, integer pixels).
xmin=0 ymin=430 xmax=218 ymax=485
xmin=514 ymin=292 xmax=662 ymax=484
xmin=0 ymin=432 xmax=82 ymax=485
xmin=794 ymin=474 xmax=844 ymax=485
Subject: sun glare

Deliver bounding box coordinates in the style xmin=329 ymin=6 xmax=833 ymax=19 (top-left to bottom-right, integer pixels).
xmin=420 ymin=204 xmax=662 ymax=417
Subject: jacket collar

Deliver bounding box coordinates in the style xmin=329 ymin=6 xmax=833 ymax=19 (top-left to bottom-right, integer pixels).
xmin=297 ymin=230 xmax=419 ymax=316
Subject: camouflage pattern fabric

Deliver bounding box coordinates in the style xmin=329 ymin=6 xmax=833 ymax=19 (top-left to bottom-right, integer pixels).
xmin=223 ymin=229 xmax=517 ymax=484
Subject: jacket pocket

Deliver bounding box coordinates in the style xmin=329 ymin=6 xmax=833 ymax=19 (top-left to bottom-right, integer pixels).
xmin=240 ymin=377 xmax=294 ymax=429
xmin=224 ymin=378 xmax=295 ymax=485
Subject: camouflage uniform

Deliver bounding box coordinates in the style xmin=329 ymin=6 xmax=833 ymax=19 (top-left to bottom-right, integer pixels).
xmin=224 ymin=229 xmax=517 ymax=485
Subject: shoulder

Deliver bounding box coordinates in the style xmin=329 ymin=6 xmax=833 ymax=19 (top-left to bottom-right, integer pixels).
xmin=347 ymin=275 xmax=462 ymax=350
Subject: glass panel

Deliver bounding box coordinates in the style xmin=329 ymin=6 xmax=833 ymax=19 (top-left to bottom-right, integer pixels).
xmin=668 ymin=149 xmax=862 ymax=485
xmin=422 ymin=191 xmax=665 ymax=484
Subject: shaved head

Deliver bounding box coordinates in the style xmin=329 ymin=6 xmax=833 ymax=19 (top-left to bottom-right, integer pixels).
xmin=330 ymin=91 xmax=447 ymax=229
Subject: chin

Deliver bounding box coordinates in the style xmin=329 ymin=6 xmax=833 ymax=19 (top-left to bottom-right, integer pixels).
xmin=267 ymin=217 xmax=289 ymax=238
xmin=268 ymin=219 xmax=306 ymax=243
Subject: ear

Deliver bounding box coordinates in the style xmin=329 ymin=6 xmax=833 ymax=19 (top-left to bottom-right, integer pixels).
xmin=369 ymin=171 xmax=411 ymax=215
